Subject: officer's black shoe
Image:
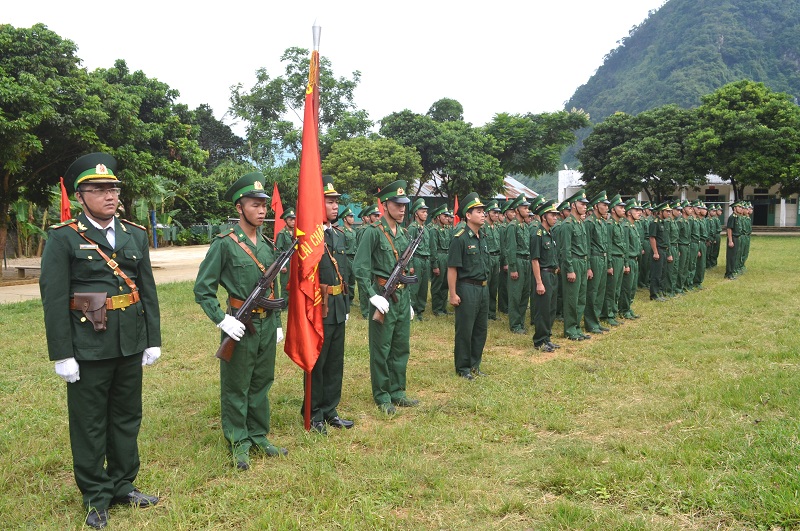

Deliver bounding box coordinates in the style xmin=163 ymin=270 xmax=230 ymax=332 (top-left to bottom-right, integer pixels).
xmin=326 ymin=416 xmax=354 ymax=429
xmin=535 ymin=343 xmax=555 ymax=352
xmin=547 ymin=342 xmax=561 ymax=349
xmin=85 ymin=508 xmax=108 ymax=529
xmin=459 ymin=372 xmax=475 ymax=381
xmin=310 ymin=421 xmax=328 ymax=435
xmin=392 ymin=397 xmax=420 ymax=407
xmin=236 ymin=460 xmax=250 ymax=471
xmin=111 ymin=488 xmax=159 ymax=508
xmin=471 ymin=368 xmax=488 ymax=377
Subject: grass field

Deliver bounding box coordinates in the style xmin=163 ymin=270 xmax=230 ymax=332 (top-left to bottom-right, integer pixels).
xmin=1 ymin=236 xmax=799 ymax=530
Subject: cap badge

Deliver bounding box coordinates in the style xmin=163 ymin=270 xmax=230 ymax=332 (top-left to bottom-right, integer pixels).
xmin=253 ymin=181 xmax=264 ymax=190
xmin=96 ymin=164 xmax=109 ymax=175
xmin=397 ymin=187 xmax=405 ymax=196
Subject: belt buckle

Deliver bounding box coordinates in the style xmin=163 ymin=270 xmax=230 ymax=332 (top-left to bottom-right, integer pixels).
xmin=107 ymin=259 xmax=119 ymax=269
xmin=109 ymin=294 xmax=131 ymax=309
xmin=253 ymin=308 xmax=267 ymax=318
xmin=330 ymin=284 xmax=342 ymax=296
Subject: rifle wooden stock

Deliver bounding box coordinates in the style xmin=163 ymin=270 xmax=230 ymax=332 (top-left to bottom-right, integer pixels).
xmin=215 ymin=336 xmax=236 ymax=362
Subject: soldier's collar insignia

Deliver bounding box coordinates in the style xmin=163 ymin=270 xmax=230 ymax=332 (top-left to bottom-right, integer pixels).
xmin=77 ymin=221 xmax=88 ymax=231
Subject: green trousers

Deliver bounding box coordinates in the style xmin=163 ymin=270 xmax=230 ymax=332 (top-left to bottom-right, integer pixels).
xmin=532 ymin=269 xmax=557 ymax=347
xmin=639 ymin=245 xmax=652 ymax=288
xmin=409 ymin=255 xmax=431 ymax=316
xmin=725 ymin=236 xmax=738 ymax=278
xmin=453 ymin=282 xmax=488 ymax=376
xmin=619 ymin=257 xmax=638 ymax=315
xmin=498 ymin=267 xmax=509 ymax=314
xmin=678 ymin=244 xmax=690 ymax=291
xmin=369 ymin=287 xmax=411 ymax=405
xmin=562 ymin=257 xmax=588 ymax=339
xmin=650 ymin=249 xmax=667 ymax=298
xmin=67 ymin=353 xmax=143 ymax=511
xmin=666 ymin=245 xmax=678 ymax=295
xmin=302 ymin=320 xmax=344 ymax=423
xmin=431 ymin=253 xmax=450 ymax=314
xmin=507 ymin=257 xmax=531 ymax=332
xmin=687 ymin=243 xmax=699 ymax=289
xmin=584 ymin=255 xmax=607 ymax=331
xmin=603 ymin=255 xmax=625 ymax=319
xmin=220 ymin=313 xmax=278 ymax=460
xmin=487 ymin=254 xmax=500 ymax=319
xmin=694 ymin=243 xmax=707 ymax=286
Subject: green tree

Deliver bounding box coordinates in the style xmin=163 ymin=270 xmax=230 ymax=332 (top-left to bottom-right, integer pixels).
xmin=427 ymin=98 xmax=464 ymax=122
xmin=185 ymin=104 xmax=247 ymax=171
xmin=485 ymin=109 xmax=591 ymax=178
xmin=578 ymin=105 xmax=706 ymax=201
xmin=229 ymin=47 xmax=371 ymax=168
xmin=689 ymin=80 xmax=800 ymax=198
xmin=322 ymin=137 xmax=422 ymax=205
xmin=0 ymin=23 xmax=106 ymax=257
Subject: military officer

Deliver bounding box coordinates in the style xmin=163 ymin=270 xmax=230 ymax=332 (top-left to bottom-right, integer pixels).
xmin=304 ymin=176 xmax=355 ymax=434
xmin=531 ymin=199 xmax=561 ymax=352
xmin=338 ymin=206 xmax=357 ymax=309
xmin=275 ymin=208 xmax=296 ymax=302
xmin=553 ymin=200 xmax=572 ymax=321
xmin=637 ymin=201 xmax=653 ymax=288
xmin=40 ymin=153 xmax=162 ymax=529
xmin=710 ymin=203 xmax=723 ymax=267
xmin=603 ymin=194 xmax=628 ymax=324
xmin=447 ymin=193 xmax=490 ymax=379
xmin=649 ymin=201 xmax=673 ymax=301
xmin=584 ymin=191 xmax=611 ymax=334
xmin=497 ymin=201 xmax=517 ymax=315
xmin=526 ymin=195 xmax=545 ymax=327
xmin=356 ymin=205 xmax=381 ymax=318
xmin=676 ymin=201 xmax=692 ymax=293
xmin=725 ymin=201 xmax=743 ymax=279
xmin=194 ymin=172 xmax=288 ymax=471
xmin=559 ymin=189 xmax=592 ymax=340
xmin=353 ymin=181 xmax=419 ymax=415
xmin=407 ymin=198 xmax=432 ymax=321
xmin=429 ymin=204 xmax=452 ymax=316
xmin=619 ymin=199 xmax=643 ymax=319
xmin=484 ymin=199 xmax=503 ymax=320
xmin=503 ymin=194 xmax=532 ymax=333
xmin=693 ymin=201 xmax=709 ymax=289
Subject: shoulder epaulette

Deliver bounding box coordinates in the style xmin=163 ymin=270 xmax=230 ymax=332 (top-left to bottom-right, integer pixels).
xmin=120 ymin=218 xmax=147 ymax=231
xmin=454 ymin=228 xmax=465 ymax=237
xmin=50 ymin=219 xmax=76 ymax=229
xmin=217 ymin=227 xmax=236 ymax=238
xmin=332 ymin=225 xmax=344 ymax=233
xmin=537 ymin=229 xmax=542 ymax=236
xmin=371 ymin=220 xmax=382 ymax=227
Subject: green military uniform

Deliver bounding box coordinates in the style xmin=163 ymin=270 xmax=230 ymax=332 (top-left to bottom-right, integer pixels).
xmin=685 ymin=202 xmax=699 ymax=290
xmin=675 ymin=202 xmax=691 ymax=293
xmin=352 ymin=181 xmax=417 ymax=413
xmin=552 ymin=201 xmax=571 ymax=320
xmin=484 ymin=200 xmax=503 ymax=320
xmin=356 ymin=205 xmax=379 ymax=318
xmin=559 ymin=190 xmax=591 ymax=340
xmin=692 ymin=201 xmax=709 ymax=289
xmin=602 ymin=194 xmax=628 ymax=323
xmin=447 ymin=193 xmax=489 ymax=379
xmin=339 ymin=207 xmax=357 ymax=308
xmin=407 ymin=199 xmax=432 ymax=320
xmin=619 ymin=199 xmax=643 ymax=319
xmin=531 ymin=200 xmax=560 ymax=350
xmin=709 ymin=204 xmax=723 ymax=267
xmin=194 ymin=172 xmax=284 ymax=467
xmin=738 ymin=202 xmax=752 ymax=274
xmin=275 ymin=208 xmax=295 ymax=303
xmin=40 ymin=153 xmax=162 ymax=516
xmin=637 ymin=202 xmax=653 ymax=288
xmin=649 ymin=202 xmax=672 ymax=300
xmin=302 ymin=176 xmax=354 ymax=430
xmin=429 ymin=204 xmax=452 ymax=316
xmin=526 ymin=195 xmax=545 ymax=327
xmin=665 ymin=206 xmax=680 ymax=297
xmin=497 ymin=202 xmax=514 ymax=314
xmin=584 ymin=191 xmax=610 ymax=333
xmin=504 ymin=195 xmax=532 ymax=333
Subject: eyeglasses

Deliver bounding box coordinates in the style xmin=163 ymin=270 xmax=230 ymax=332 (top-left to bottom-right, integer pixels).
xmin=80 ymin=187 xmax=121 ymax=196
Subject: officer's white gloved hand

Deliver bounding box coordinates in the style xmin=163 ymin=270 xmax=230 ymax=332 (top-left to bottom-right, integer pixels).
xmin=410 ymin=306 xmax=415 ymax=321
xmin=55 ymin=357 xmax=80 ymax=383
xmin=276 ymin=327 xmax=285 ymax=343
xmin=370 ymin=295 xmax=390 ymax=315
xmin=345 ymin=313 xmax=350 ymax=323
xmin=142 ymin=346 xmax=161 ymax=366
xmin=217 ymin=315 xmax=246 ymax=341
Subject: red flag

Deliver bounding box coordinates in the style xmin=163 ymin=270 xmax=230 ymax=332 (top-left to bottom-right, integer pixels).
xmin=453 ymin=195 xmax=460 ymax=226
xmin=271 ymin=182 xmax=284 ymax=239
xmin=376 ymin=188 xmax=385 ymax=217
xmin=59 ymin=177 xmax=71 ymax=222
xmin=284 ymin=47 xmax=325 ymax=373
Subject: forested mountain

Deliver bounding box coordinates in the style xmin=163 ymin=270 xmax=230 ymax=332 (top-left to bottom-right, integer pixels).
xmin=553 ymin=0 xmax=800 ymax=170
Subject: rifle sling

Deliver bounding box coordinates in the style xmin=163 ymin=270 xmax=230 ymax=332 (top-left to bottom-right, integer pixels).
xmin=226 ymin=232 xmax=275 ymax=299
xmin=67 ymin=223 xmax=138 ymax=294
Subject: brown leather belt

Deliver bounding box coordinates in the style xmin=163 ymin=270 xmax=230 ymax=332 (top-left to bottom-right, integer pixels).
xmin=228 ymin=296 xmax=270 ymax=318
xmin=70 ymin=291 xmax=140 ymax=310
xmin=540 ymin=267 xmax=558 ymax=273
xmin=324 ymin=284 xmax=343 ymax=296
xmin=459 ymin=278 xmax=487 ymax=286
xmin=376 ymin=276 xmax=404 ymax=290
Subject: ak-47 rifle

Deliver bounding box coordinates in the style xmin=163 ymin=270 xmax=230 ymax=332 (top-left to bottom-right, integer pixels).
xmin=373 ymin=225 xmax=426 ymax=324
xmin=216 ymin=237 xmax=299 ymax=362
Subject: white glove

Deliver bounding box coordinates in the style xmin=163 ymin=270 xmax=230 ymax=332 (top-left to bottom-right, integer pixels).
xmin=217 ymin=315 xmax=246 ymax=341
xmin=142 ymin=346 xmax=161 ymax=366
xmin=370 ymin=294 xmax=390 ymax=315
xmin=55 ymin=357 xmax=80 ymax=383
xmin=345 ymin=313 xmax=350 ymax=323
xmin=276 ymin=327 xmax=284 ymax=343
xmin=410 ymin=306 xmax=415 ymax=320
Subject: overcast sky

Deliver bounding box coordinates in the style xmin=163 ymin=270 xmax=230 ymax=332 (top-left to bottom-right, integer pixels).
xmin=5 ymin=0 xmax=666 ymax=132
